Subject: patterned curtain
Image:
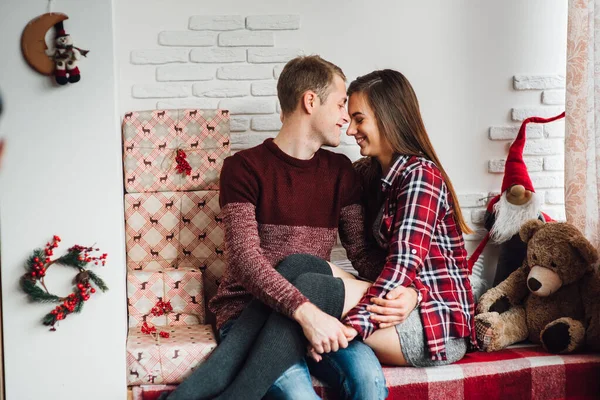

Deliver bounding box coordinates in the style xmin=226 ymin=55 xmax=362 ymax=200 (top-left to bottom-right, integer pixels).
xmin=565 ymin=0 xmax=600 ymax=249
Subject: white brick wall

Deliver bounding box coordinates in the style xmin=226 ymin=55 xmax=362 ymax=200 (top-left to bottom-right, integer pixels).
xmin=542 ymin=90 xmax=566 ymax=105
xmin=131 ymin=49 xmax=189 ymax=64
xmin=192 ymin=82 xmax=249 ymax=97
xmin=217 ymin=65 xmax=272 ymax=80
xmin=246 ymin=15 xmax=301 ymax=30
xmin=132 ymin=84 xmax=191 ymax=98
xmin=156 ymin=65 xmax=214 ymax=81
xmin=218 ymin=31 xmax=274 ymax=47
xmin=467 ymin=73 xmax=568 ymax=241
xmin=156 ymin=98 xmax=219 ymax=109
xmin=218 ymin=98 xmax=276 ymax=114
xmin=190 ymin=48 xmax=245 ymax=63
xmin=247 ymin=48 xmax=303 ymax=63
xmin=158 ymin=31 xmax=216 ymax=46
xmin=488 ymin=158 xmax=543 ymax=173
xmin=129 ymin=14 xmax=301 ymax=156
xmin=511 ymin=106 xmax=564 ymax=121
xmin=188 ymin=15 xmax=245 ymax=31
xmin=545 ymin=120 xmax=565 ymax=137
xmin=251 ymin=82 xmax=277 ymax=96
xmin=543 ymin=155 xmax=564 ymax=171
xmin=251 ymin=115 xmax=282 ymax=131
xmin=513 ymin=75 xmax=565 ymax=90
xmin=489 ymin=125 xmax=543 ymax=140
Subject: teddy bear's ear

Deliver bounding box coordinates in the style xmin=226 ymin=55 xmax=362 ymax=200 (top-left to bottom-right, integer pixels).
xmin=570 ymin=235 xmax=599 ymax=265
xmin=519 ymin=219 xmax=545 ymax=243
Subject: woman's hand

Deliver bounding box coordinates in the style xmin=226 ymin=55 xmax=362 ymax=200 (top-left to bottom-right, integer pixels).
xmin=367 ymin=286 xmax=418 ymax=328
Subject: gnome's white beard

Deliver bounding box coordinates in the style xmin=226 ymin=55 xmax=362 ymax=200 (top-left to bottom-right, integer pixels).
xmin=490 ymin=192 xmax=541 ymax=244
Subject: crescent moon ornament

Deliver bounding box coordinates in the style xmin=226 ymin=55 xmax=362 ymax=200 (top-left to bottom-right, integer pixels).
xmin=21 ymin=12 xmax=68 ymax=76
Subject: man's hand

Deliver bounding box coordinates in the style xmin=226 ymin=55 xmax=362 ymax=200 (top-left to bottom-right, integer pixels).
xmin=294 ymin=302 xmax=356 ymax=355
xmin=367 ymin=286 xmax=418 ymax=329
xmin=306 ymin=324 xmax=359 ymax=363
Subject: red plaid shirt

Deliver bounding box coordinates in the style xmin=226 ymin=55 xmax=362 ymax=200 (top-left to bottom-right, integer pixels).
xmin=343 ymin=155 xmax=477 ymax=361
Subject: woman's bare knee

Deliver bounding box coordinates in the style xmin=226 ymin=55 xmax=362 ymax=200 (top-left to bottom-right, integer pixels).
xmin=328 ymin=261 xmax=357 ymax=280
xmin=341 ymin=279 xmax=372 ymax=317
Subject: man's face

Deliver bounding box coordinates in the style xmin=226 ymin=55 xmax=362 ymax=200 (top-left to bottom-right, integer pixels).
xmin=311 ymin=75 xmax=349 ymax=147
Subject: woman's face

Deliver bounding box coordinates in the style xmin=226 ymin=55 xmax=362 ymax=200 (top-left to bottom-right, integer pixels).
xmin=347 ymin=92 xmax=393 ymax=160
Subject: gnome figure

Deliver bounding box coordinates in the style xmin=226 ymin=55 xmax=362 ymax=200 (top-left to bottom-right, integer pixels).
xmin=46 ymin=21 xmax=89 ymax=85
xmin=468 ymin=112 xmax=565 ymax=286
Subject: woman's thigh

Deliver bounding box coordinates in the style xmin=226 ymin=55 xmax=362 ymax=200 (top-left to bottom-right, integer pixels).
xmin=327 ymin=261 xmax=358 ymax=280
xmin=364 ymin=327 xmax=408 ymax=366
xmin=340 ymin=278 xmax=371 ymax=317
xmin=341 ymin=279 xmax=409 ymax=366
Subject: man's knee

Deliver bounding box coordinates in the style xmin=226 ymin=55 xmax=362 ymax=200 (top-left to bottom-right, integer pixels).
xmin=276 ymin=254 xmax=330 ymax=278
xmin=343 ymin=366 xmax=388 ymax=399
xmin=264 ymin=361 xmax=319 ymax=400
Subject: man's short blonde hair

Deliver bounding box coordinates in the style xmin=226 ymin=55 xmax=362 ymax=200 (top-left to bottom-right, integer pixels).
xmin=277 ymin=55 xmax=346 ymax=116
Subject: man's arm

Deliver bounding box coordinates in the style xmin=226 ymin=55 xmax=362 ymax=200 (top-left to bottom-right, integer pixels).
xmin=221 ymin=156 xmax=352 ymax=352
xmin=338 ymin=163 xmax=384 ymax=281
xmin=219 ymin=155 xmax=309 ymax=317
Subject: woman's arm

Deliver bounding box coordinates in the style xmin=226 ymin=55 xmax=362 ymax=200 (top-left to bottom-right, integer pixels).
xmin=343 ymin=162 xmax=446 ymax=339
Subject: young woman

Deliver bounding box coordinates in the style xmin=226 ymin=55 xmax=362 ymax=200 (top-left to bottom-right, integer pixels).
xmin=333 ymin=69 xmax=476 ymax=367
xmin=160 ymin=70 xmax=477 ymax=400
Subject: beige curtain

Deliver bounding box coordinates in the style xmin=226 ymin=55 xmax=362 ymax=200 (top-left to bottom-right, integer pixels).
xmin=565 ymin=0 xmax=600 ymax=249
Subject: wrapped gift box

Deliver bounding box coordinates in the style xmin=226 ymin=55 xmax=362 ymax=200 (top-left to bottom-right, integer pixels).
xmin=127 ymin=268 xmax=206 ymax=326
xmin=124 ymin=190 xmax=224 ymax=279
xmin=123 ymin=109 xmax=230 ymax=193
xmin=126 ymin=324 xmax=217 ymax=386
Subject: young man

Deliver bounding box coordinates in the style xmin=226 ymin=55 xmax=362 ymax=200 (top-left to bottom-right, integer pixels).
xmin=162 ymin=56 xmax=398 ymax=400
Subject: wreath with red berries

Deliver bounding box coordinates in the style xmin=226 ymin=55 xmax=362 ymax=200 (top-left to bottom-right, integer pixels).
xmin=20 ymin=235 xmax=109 ymax=330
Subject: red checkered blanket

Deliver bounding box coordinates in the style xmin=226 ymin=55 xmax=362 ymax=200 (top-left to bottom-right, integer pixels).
xmin=132 ymin=344 xmax=600 ymax=400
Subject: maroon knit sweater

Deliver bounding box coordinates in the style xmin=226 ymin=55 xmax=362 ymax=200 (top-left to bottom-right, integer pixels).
xmin=208 ymin=139 xmax=378 ymax=329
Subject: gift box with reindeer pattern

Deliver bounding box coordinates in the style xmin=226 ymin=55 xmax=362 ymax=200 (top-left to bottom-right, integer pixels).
xmin=123 ymin=109 xmax=230 ymax=193
xmin=126 ymin=324 xmax=217 ymax=386
xmin=124 ymin=190 xmax=225 ymax=303
xmin=127 ymin=268 xmax=205 ymax=327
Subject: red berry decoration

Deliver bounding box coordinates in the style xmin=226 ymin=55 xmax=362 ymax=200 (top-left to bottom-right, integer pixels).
xmin=175 ymin=149 xmax=192 ymax=176
xmin=20 ymin=235 xmax=109 ymax=331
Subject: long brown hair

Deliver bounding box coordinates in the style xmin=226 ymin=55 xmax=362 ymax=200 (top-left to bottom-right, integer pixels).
xmin=348 ymin=70 xmax=472 ymax=234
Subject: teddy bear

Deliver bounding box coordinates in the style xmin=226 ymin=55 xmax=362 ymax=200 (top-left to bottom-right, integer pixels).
xmin=475 ymin=219 xmax=600 ymax=354
xmin=467 ymin=113 xmax=565 ymax=286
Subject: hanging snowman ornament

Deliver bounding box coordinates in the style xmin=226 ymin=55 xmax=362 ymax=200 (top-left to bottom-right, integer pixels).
xmin=45 ymin=21 xmax=89 ymax=85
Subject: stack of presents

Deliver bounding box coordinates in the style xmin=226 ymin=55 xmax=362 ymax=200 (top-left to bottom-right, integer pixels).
xmin=123 ymin=109 xmax=600 ymax=400
xmin=123 ymin=109 xmax=228 ymax=394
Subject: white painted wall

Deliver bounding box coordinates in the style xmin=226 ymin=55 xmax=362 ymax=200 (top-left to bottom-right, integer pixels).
xmin=0 ymin=1 xmax=127 ymax=399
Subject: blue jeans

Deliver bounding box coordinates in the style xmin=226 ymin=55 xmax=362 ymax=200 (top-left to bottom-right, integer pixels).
xmin=308 ymin=340 xmax=388 ymax=400
xmin=219 ymin=320 xmax=388 ymax=400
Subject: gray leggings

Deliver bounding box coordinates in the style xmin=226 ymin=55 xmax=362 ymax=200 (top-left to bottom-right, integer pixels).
xmin=396 ymin=308 xmax=468 ymax=367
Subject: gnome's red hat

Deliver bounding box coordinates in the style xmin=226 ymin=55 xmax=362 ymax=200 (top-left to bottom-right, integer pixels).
xmin=467 ymin=111 xmax=566 ymax=273
xmin=501 ymin=112 xmax=566 ymax=194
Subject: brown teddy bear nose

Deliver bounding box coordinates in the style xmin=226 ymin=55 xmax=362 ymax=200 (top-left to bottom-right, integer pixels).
xmin=528 ymin=278 xmax=542 ymax=291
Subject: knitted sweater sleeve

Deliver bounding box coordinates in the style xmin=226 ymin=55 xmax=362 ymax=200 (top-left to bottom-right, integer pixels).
xmin=219 ymin=155 xmax=309 ymax=318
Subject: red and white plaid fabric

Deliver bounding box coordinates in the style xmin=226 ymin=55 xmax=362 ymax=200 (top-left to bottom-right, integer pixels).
xmin=132 ymin=344 xmax=600 ymax=400
xmin=123 ymin=109 xmax=230 ymax=193
xmin=126 ymin=324 xmax=217 ymax=386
